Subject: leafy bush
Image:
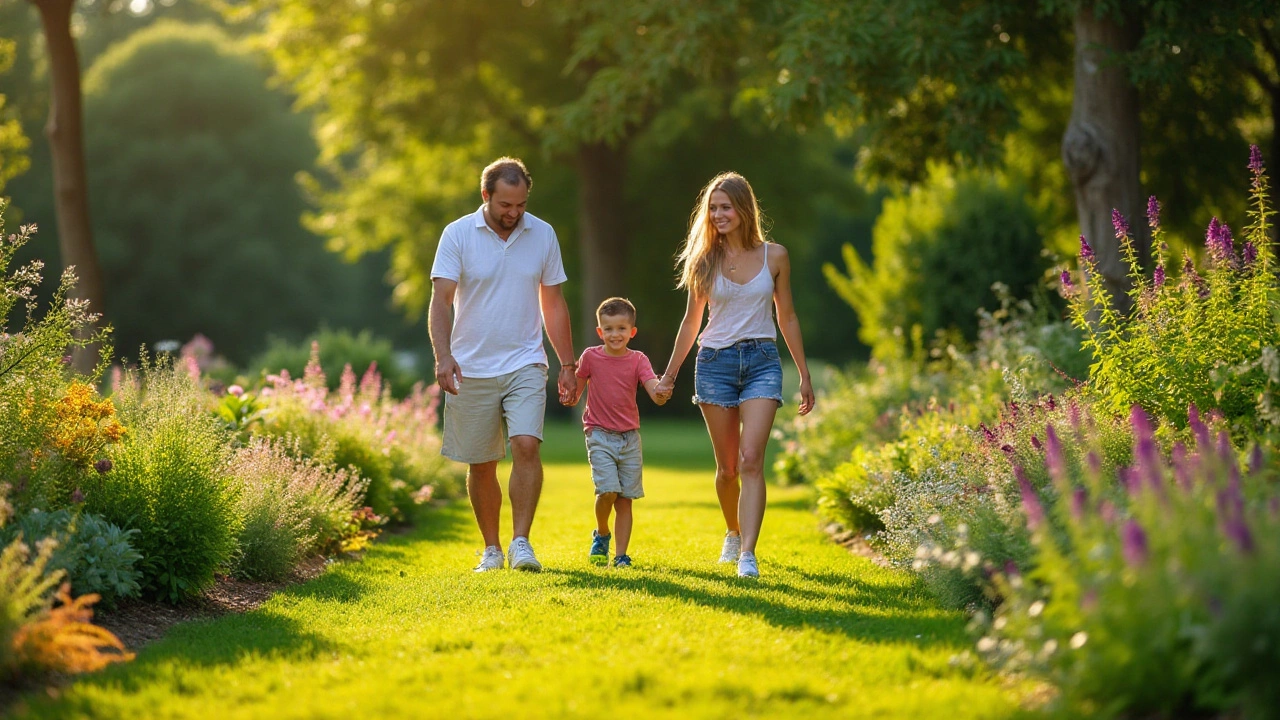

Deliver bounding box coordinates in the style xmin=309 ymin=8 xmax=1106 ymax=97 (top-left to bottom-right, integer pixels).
xmin=0 ymin=509 xmax=142 ymax=604
xmin=250 ymin=328 xmax=418 ymax=397
xmin=84 ymin=360 xmax=240 ymax=603
xmin=227 ymin=437 xmax=368 ymax=580
xmin=257 ymin=346 xmax=461 ymax=519
xmin=0 ymin=529 xmax=61 ymax=677
xmin=826 ymin=167 xmax=1050 ymax=357
xmin=966 ymin=406 xmax=1280 ymax=719
xmin=1065 ymin=147 xmax=1278 ymax=438
xmin=0 ymin=208 xmax=111 ymax=514
xmin=10 ymin=583 xmax=133 ymax=677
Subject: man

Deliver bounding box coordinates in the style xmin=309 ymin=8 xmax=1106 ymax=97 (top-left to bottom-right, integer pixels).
xmin=429 ymin=157 xmax=576 ymax=572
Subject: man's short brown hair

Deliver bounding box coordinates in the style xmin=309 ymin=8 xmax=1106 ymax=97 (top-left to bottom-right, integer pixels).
xmin=596 ymin=297 xmax=636 ymax=325
xmin=481 ymin=157 xmax=532 ymax=195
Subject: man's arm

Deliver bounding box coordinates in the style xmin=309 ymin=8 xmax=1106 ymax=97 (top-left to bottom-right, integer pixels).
xmin=539 ymin=282 xmax=576 ymax=405
xmin=429 ymin=277 xmax=462 ymax=395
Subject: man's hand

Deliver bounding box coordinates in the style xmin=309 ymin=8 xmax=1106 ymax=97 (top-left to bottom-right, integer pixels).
xmin=435 ymin=354 xmax=462 ymax=395
xmin=558 ymin=365 xmax=577 ymax=405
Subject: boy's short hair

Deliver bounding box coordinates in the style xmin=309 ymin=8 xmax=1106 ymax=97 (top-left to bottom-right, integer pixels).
xmin=596 ymin=297 xmax=637 ymax=325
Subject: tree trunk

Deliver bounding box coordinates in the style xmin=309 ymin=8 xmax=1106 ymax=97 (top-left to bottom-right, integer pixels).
xmin=574 ymin=141 xmax=630 ymax=339
xmin=32 ymin=0 xmax=104 ymax=372
xmin=1062 ymin=5 xmax=1148 ymax=315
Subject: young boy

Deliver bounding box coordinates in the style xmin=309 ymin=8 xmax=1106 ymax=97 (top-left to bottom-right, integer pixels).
xmin=568 ymin=297 xmax=668 ymax=567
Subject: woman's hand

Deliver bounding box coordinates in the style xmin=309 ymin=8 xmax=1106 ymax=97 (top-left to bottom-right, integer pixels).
xmin=655 ymin=374 xmax=675 ymax=403
xmin=797 ymin=376 xmax=815 ymax=416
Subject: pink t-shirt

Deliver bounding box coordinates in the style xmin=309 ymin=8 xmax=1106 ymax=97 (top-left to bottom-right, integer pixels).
xmin=576 ymin=346 xmax=657 ymax=433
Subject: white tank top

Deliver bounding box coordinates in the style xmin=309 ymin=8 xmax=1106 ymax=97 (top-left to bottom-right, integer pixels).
xmin=698 ymin=242 xmax=777 ymax=349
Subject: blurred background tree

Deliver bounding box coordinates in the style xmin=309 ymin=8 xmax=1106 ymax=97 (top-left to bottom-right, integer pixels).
xmin=0 ymin=0 xmax=1273 ymax=392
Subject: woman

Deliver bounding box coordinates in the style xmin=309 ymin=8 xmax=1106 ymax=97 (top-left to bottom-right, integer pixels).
xmin=654 ymin=172 xmax=815 ymax=578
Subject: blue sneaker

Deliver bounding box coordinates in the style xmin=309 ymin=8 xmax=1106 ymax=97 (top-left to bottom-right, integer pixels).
xmin=589 ymin=530 xmax=610 ymax=565
xmin=613 ymin=554 xmax=632 ymax=568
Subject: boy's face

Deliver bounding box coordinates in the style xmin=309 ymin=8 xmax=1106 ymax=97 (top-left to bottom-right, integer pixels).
xmin=596 ymin=313 xmax=637 ymax=353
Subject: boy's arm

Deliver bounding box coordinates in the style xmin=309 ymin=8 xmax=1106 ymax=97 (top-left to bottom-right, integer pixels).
xmin=642 ymin=377 xmax=667 ymax=405
xmin=570 ymin=376 xmax=588 ymax=406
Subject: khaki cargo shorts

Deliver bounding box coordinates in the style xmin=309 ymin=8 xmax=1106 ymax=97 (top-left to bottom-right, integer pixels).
xmin=441 ymin=364 xmax=547 ymax=464
xmin=585 ymin=428 xmax=644 ymax=499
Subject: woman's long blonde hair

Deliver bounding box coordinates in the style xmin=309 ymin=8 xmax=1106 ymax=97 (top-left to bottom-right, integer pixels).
xmin=676 ymin=172 xmax=767 ymax=300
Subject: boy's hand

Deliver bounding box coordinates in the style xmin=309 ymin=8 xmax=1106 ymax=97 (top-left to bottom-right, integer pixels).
xmin=654 ymin=374 xmax=675 ymax=403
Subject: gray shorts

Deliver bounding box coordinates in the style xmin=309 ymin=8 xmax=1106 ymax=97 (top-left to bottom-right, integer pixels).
xmin=585 ymin=428 xmax=644 ymax=499
xmin=441 ymin=364 xmax=547 ymax=464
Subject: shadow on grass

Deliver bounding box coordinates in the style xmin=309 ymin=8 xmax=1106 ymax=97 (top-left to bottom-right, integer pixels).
xmin=546 ymin=565 xmax=972 ymax=650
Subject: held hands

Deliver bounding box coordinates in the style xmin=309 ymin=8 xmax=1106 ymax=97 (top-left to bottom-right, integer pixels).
xmin=654 ymin=374 xmax=675 ymax=405
xmin=558 ymin=364 xmax=578 ymax=406
xmin=435 ymin=355 xmax=462 ymax=395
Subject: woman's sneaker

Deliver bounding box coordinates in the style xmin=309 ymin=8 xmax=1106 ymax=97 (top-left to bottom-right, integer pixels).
xmin=473 ymin=545 xmax=505 ymax=572
xmin=508 ymin=537 xmax=543 ymax=572
xmin=737 ymin=551 xmax=760 ymax=578
xmin=719 ymin=532 xmax=742 ymax=563
xmin=612 ymin=554 xmax=632 ymax=568
xmin=589 ymin=530 xmax=611 ymax=565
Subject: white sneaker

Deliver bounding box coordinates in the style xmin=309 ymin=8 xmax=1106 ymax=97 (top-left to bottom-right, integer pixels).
xmin=719 ymin=532 xmax=742 ymax=563
xmin=474 ymin=545 xmax=505 ymax=572
xmin=737 ymin=551 xmax=759 ymax=578
xmin=508 ymin=537 xmax=543 ymax=572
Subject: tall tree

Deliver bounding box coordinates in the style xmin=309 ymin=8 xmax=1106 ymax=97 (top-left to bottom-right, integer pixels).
xmin=243 ymin=0 xmax=743 ymax=334
xmin=24 ymin=0 xmax=103 ymax=370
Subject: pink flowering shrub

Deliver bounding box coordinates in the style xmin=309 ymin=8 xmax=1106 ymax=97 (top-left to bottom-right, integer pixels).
xmin=255 ymin=343 xmax=461 ymax=519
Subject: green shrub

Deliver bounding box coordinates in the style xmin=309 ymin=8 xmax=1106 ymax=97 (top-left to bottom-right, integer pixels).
xmin=1065 ymin=147 xmax=1278 ymax=438
xmin=966 ymin=406 xmax=1280 ymax=718
xmin=227 ymin=437 xmax=367 ymax=580
xmin=0 ymin=486 xmax=63 ymax=677
xmin=250 ymin=329 xmax=418 ymax=397
xmin=256 ymin=349 xmax=461 ymax=519
xmin=826 ymin=167 xmax=1049 ymax=357
xmin=0 ymin=207 xmax=111 ymax=514
xmin=84 ymin=360 xmax=240 ymax=603
xmin=0 ymin=509 xmax=141 ymax=605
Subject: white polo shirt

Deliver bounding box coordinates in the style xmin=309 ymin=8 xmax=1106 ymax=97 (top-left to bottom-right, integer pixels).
xmin=430 ymin=206 xmax=568 ymax=378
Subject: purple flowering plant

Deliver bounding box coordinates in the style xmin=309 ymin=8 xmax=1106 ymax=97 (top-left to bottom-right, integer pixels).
xmin=970 ymin=405 xmax=1280 ymax=717
xmin=1064 ymin=148 xmax=1280 ymax=438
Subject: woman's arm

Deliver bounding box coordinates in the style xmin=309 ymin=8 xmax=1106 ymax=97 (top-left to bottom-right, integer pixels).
xmin=655 ymin=292 xmax=706 ymax=395
xmin=771 ymin=244 xmax=815 ymax=415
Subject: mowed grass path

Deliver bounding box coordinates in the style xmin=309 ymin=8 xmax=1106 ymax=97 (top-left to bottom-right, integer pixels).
xmin=16 ymin=421 xmax=1025 ymax=719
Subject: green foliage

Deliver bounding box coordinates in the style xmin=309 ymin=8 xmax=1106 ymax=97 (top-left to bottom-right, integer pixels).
xmin=256 ymin=346 xmax=461 ymax=519
xmin=250 ymin=329 xmax=417 ymax=397
xmin=227 ymin=437 xmax=368 ymax=580
xmin=0 ymin=509 xmax=142 ymax=605
xmin=967 ymin=407 xmax=1280 ymax=718
xmin=0 ymin=208 xmax=110 ymax=514
xmin=0 ymin=37 xmax=30 ymax=195
xmin=84 ymin=360 xmax=240 ymax=604
xmin=77 ymin=21 xmax=404 ymax=363
xmin=1066 ymin=152 xmax=1278 ymax=437
xmin=0 ymin=486 xmax=62 ymax=678
xmin=827 ymin=168 xmax=1049 ymax=357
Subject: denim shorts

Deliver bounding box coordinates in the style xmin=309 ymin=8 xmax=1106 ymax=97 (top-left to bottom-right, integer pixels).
xmin=692 ymin=339 xmax=784 ymax=408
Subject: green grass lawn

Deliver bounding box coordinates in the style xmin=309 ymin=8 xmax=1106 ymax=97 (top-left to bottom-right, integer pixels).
xmin=14 ymin=420 xmax=1026 ymax=719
